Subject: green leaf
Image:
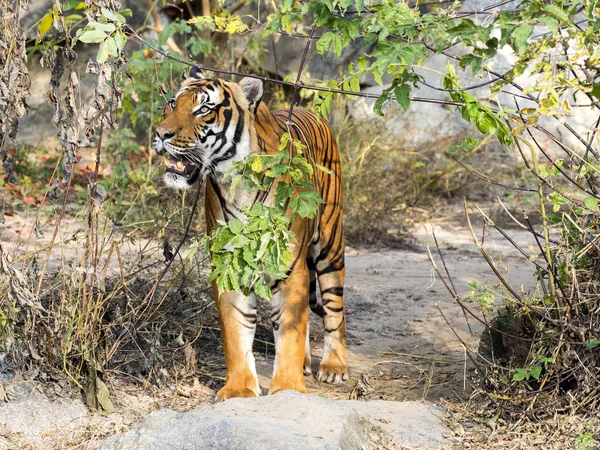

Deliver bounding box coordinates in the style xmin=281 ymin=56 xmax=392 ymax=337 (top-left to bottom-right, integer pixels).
xmin=38 ymin=12 xmax=53 ymax=35
xmin=372 ymin=66 xmax=383 ymax=86
xmin=78 ymin=28 xmax=108 ymax=44
xmin=314 ymin=163 xmax=334 ymax=175
xmin=97 ymin=40 xmax=109 ymax=63
xmin=101 ymin=7 xmax=126 ymax=24
xmin=211 ymin=228 xmax=235 ymax=252
xmin=266 ymin=164 xmax=289 ymax=177
xmin=104 ymin=36 xmax=119 ymax=58
xmin=90 ymin=22 xmax=116 ymax=33
xmin=529 ymin=365 xmax=542 ymax=381
xmin=228 ymin=267 xmax=240 ymax=292
xmin=394 ymin=84 xmax=411 ymax=110
xmin=316 ymin=32 xmax=335 ymax=55
xmin=350 ymin=74 xmax=360 ymax=93
xmin=512 ymin=24 xmax=533 ymax=55
xmin=512 ymin=368 xmax=529 ymax=381
xmin=254 ymin=278 xmax=272 ymax=300
xmin=255 ymin=232 xmax=272 ymax=261
xmin=114 ymin=30 xmax=127 ymax=51
xmin=300 ymin=190 xmax=324 ymax=204
xmin=448 ymin=137 xmax=479 ymax=153
xmin=355 ymin=0 xmax=364 ymax=15
xmin=475 ymin=113 xmax=492 ymax=134
xmin=230 ymin=234 xmax=251 ymax=249
xmin=290 ymin=196 xmax=319 ymax=218
xmin=586 ymin=338 xmax=600 ymax=349
xmin=543 ymin=4 xmax=572 ymax=23
xmin=539 ymin=16 xmax=558 ymax=34
xmin=228 ymin=218 xmax=244 ymax=235
xmin=275 ymin=182 xmax=295 ymax=206
xmin=584 ymin=197 xmax=599 ymax=210
xmin=357 ymin=56 xmax=367 ymax=73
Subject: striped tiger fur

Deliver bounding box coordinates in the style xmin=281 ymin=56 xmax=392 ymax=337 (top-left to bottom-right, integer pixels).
xmin=153 ymin=68 xmax=347 ymax=400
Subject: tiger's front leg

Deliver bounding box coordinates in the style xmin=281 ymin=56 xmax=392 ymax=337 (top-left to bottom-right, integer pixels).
xmin=215 ymin=288 xmax=261 ymax=401
xmin=269 ymin=263 xmax=310 ymax=395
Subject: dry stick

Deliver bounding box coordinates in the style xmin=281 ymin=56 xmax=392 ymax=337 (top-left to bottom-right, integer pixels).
xmin=525 ymin=126 xmax=599 ymax=200
xmin=20 ymin=156 xmax=62 ymax=266
xmin=33 ymin=101 xmax=104 ymax=301
xmin=471 ymin=205 xmax=546 ymax=271
xmin=434 ymin=304 xmax=482 ymax=372
xmin=34 ymin=172 xmax=74 ymax=301
xmin=135 ymin=180 xmax=203 ymax=326
xmin=577 ymin=114 xmax=600 ymax=184
xmin=516 ymin=117 xmax=559 ymax=304
xmin=507 ymin=118 xmax=593 ymax=213
xmin=522 ymin=214 xmax=569 ymax=304
xmin=430 ymin=225 xmax=475 ymax=344
xmin=449 ymin=154 xmax=537 ymax=193
xmin=463 ymin=200 xmax=523 ymax=302
xmin=287 ymin=25 xmax=315 ymax=125
xmin=427 ymin=245 xmax=558 ymax=343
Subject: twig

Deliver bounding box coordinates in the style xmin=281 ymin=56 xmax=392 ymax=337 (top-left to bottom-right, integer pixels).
xmin=463 ymin=200 xmax=523 ymax=302
xmin=287 ymin=25 xmax=315 ymax=125
xmin=430 ymin=224 xmax=475 ymax=344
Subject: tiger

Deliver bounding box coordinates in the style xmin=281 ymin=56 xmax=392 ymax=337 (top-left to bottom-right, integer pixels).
xmin=153 ymin=67 xmax=347 ymax=400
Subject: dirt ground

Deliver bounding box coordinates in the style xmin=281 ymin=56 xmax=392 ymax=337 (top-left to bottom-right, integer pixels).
xmin=0 ymin=212 xmax=541 ymax=447
xmin=254 ymin=222 xmax=538 ymax=404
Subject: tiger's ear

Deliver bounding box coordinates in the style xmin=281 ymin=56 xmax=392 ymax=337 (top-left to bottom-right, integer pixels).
xmin=190 ymin=66 xmax=204 ymax=80
xmin=239 ymin=77 xmax=263 ymax=109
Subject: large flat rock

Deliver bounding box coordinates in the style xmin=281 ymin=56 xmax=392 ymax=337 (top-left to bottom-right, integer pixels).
xmin=101 ymin=391 xmax=446 ymax=449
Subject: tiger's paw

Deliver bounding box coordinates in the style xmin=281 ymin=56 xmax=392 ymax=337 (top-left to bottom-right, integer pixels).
xmin=303 ymin=364 xmax=312 ymax=376
xmin=316 ymin=363 xmax=348 ymax=384
xmin=269 ymin=379 xmax=308 ymax=395
xmin=215 ymin=387 xmax=259 ymax=402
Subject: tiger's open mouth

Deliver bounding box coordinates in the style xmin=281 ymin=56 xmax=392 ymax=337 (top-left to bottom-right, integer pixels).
xmin=163 ymin=155 xmax=200 ymax=178
xmin=162 ymin=154 xmax=201 ymax=186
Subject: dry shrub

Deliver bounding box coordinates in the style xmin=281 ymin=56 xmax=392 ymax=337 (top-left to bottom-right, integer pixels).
xmin=336 ymin=114 xmax=497 ymax=246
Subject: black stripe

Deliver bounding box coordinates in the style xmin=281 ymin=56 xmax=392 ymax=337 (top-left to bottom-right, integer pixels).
xmin=232 ymin=303 xmax=257 ymax=324
xmin=321 ymin=287 xmax=343 ymax=296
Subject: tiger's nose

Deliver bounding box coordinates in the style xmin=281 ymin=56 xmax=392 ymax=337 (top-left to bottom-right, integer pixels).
xmin=155 ymin=128 xmax=175 ymax=141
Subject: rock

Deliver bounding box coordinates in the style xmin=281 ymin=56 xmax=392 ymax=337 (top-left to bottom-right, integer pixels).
xmin=101 ymin=391 xmax=447 ymax=449
xmin=339 ymin=399 xmax=446 ymax=449
xmin=0 ymin=382 xmax=88 ymax=448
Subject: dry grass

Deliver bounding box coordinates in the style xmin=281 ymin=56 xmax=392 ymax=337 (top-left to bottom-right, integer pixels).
xmin=444 ymin=397 xmax=600 ymax=449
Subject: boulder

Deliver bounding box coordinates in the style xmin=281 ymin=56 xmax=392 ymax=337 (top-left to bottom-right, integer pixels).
xmin=101 ymin=390 xmax=447 ymax=449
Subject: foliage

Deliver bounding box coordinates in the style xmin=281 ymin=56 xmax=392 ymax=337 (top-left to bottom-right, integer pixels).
xmin=209 ymin=133 xmax=325 ymax=299
xmin=463 ymin=280 xmax=495 ymax=312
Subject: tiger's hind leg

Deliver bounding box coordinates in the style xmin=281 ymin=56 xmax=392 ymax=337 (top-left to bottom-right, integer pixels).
xmin=304 ymin=260 xmax=321 ymax=376
xmin=311 ymin=231 xmax=348 ymax=384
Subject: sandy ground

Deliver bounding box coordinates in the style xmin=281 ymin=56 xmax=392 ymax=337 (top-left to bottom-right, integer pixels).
xmin=253 ymin=222 xmax=538 ymax=403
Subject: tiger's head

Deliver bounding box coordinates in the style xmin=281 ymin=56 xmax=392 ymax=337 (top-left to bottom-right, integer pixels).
xmin=153 ymin=67 xmax=263 ymax=189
